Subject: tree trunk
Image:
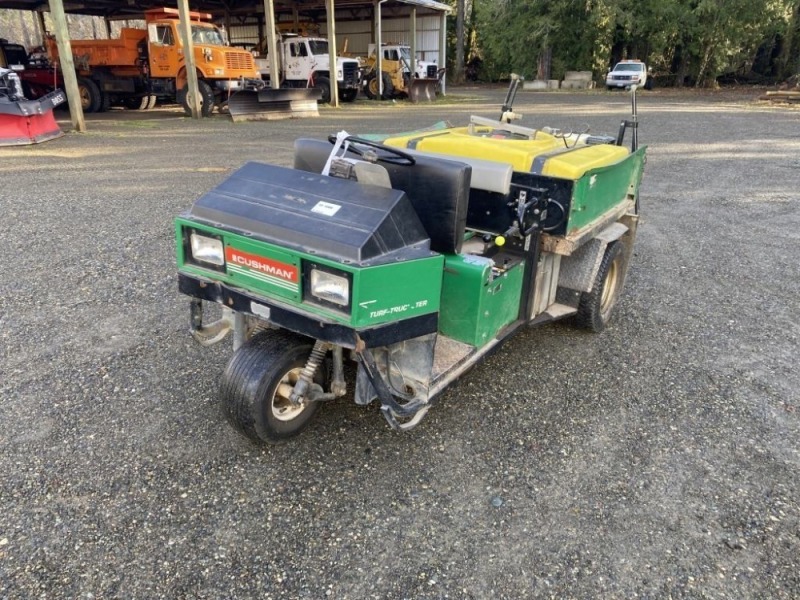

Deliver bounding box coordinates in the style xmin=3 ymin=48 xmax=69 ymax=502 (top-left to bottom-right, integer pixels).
xmin=778 ymin=1 xmax=800 ymax=80
xmin=454 ymin=0 xmax=466 ymax=84
xmin=537 ymin=46 xmax=552 ymax=80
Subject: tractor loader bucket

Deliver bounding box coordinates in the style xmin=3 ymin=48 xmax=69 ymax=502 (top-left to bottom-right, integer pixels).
xmin=0 ymin=88 xmax=65 ymax=147
xmin=228 ymin=88 xmax=322 ymax=122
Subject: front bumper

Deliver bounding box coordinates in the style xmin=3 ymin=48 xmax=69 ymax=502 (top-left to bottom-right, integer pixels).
xmin=214 ymin=77 xmax=265 ymax=92
xmin=606 ymin=78 xmax=642 ymax=88
xmin=179 ymin=272 xmax=437 ymax=350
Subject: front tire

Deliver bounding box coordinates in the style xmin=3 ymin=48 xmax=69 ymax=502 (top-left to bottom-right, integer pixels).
xmin=220 ymin=331 xmax=324 ymax=444
xmin=340 ymin=88 xmax=358 ymax=102
xmin=575 ymin=241 xmax=626 ymax=332
xmin=314 ymin=75 xmax=332 ymax=104
xmin=179 ymin=80 xmax=215 ymax=117
xmin=364 ymin=72 xmax=393 ymax=100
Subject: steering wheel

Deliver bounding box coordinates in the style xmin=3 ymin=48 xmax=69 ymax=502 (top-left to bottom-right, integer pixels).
xmin=327 ymin=135 xmax=416 ymax=166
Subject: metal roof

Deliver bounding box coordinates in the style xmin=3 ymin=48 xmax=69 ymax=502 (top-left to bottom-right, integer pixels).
xmin=0 ymin=0 xmax=449 ymax=19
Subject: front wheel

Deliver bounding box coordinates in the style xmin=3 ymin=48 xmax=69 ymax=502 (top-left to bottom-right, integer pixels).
xmin=220 ymin=331 xmax=324 ymax=444
xmin=340 ymin=88 xmax=358 ymax=102
xmin=179 ymin=80 xmax=215 ymax=117
xmin=313 ymin=75 xmax=332 ymax=104
xmin=575 ymin=241 xmax=626 ymax=332
xmin=364 ymin=72 xmax=393 ymax=100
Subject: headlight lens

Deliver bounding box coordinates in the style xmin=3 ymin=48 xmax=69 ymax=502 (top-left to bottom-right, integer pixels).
xmin=310 ymin=269 xmax=349 ymax=306
xmin=190 ymin=233 xmax=225 ymax=266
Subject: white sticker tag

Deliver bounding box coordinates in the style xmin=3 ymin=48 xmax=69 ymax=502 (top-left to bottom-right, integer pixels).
xmin=250 ymin=302 xmax=271 ymax=320
xmin=311 ymin=201 xmax=341 ymax=217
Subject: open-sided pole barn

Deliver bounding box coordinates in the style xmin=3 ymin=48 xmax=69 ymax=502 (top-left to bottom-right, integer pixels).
xmin=0 ymin=0 xmax=449 ymax=130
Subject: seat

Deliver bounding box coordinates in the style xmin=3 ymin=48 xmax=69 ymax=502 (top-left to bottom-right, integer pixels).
xmin=294 ymin=138 xmax=472 ymax=254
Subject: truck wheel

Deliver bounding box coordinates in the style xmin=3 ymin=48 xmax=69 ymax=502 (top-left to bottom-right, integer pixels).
xmin=340 ymin=89 xmax=358 ymax=102
xmin=77 ymin=77 xmax=102 ymax=113
xmin=575 ymin=241 xmax=626 ymax=332
xmin=179 ymin=80 xmax=215 ymax=117
xmin=220 ymin=330 xmax=324 ymax=444
xmin=314 ymin=75 xmax=332 ymax=104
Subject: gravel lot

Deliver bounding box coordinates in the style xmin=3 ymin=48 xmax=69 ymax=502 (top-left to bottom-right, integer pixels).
xmin=1 ymin=87 xmax=798 ymax=599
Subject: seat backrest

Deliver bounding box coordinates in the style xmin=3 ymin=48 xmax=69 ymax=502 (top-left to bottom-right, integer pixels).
xmin=294 ymin=138 xmax=471 ymax=254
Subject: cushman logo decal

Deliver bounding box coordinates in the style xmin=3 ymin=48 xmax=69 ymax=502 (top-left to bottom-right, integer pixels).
xmin=226 ymin=248 xmax=298 ymax=288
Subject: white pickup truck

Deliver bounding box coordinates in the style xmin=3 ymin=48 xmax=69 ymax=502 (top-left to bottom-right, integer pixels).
xmin=606 ymin=60 xmax=652 ymax=90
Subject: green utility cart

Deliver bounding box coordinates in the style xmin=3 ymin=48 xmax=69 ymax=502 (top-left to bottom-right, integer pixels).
xmin=175 ymin=79 xmax=647 ymax=442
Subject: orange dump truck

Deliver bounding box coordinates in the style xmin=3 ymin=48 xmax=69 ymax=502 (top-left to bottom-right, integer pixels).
xmin=43 ymin=7 xmax=261 ymax=116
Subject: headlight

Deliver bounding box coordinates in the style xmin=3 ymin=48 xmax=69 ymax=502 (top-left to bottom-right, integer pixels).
xmin=310 ymin=269 xmax=349 ymax=306
xmin=190 ymin=233 xmax=224 ymax=266
xmin=337 ymin=69 xmax=343 ymax=79
xmin=214 ymin=68 xmax=224 ymax=75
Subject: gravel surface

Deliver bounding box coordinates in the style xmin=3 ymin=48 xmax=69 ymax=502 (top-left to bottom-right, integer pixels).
xmin=1 ymin=87 xmax=798 ymax=599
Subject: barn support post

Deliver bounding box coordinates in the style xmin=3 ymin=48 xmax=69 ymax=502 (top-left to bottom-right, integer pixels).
xmin=325 ymin=0 xmax=339 ymax=106
xmin=48 ymin=0 xmax=86 ymax=132
xmin=410 ymin=7 xmax=417 ymax=80
xmin=439 ymin=10 xmax=446 ymax=95
xmin=262 ymin=0 xmax=281 ymax=90
xmin=176 ymin=0 xmax=201 ymax=118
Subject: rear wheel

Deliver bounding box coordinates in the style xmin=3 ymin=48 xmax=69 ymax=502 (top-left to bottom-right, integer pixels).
xmin=122 ymin=95 xmax=156 ymax=110
xmin=220 ymin=331 xmax=324 ymax=444
xmin=179 ymin=80 xmax=215 ymax=117
xmin=314 ymin=75 xmax=332 ymax=104
xmin=77 ymin=77 xmax=102 ymax=113
xmin=575 ymin=241 xmax=626 ymax=332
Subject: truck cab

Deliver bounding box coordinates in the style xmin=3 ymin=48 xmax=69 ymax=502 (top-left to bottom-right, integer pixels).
xmin=0 ymin=39 xmax=27 ymax=71
xmin=372 ymin=44 xmax=439 ymax=80
xmin=142 ymin=8 xmax=260 ymax=113
xmin=255 ymin=36 xmax=360 ymax=104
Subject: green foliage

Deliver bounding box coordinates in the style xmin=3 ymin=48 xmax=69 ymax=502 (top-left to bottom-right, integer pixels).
xmin=465 ymin=0 xmax=799 ymax=86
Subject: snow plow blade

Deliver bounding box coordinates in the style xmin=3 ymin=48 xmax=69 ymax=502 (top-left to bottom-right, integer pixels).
xmin=228 ymin=88 xmax=322 ymax=122
xmin=0 ymin=88 xmax=65 ymax=146
xmin=408 ymin=78 xmax=439 ymax=103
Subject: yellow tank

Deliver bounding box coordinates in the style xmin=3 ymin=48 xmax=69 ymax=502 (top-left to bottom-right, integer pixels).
xmin=384 ymin=126 xmax=630 ymax=180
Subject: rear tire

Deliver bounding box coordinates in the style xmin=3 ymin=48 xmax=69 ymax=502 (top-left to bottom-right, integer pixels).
xmin=77 ymin=77 xmax=102 ymax=113
xmin=220 ymin=331 xmax=324 ymax=444
xmin=575 ymin=241 xmax=626 ymax=332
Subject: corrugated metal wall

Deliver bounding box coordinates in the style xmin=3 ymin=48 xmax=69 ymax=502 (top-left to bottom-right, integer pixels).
xmin=228 ymin=24 xmax=259 ymax=48
xmin=228 ymin=13 xmax=442 ymax=63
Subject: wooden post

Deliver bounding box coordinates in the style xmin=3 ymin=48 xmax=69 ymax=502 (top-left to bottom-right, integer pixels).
xmin=263 ymin=0 xmax=281 ymax=90
xmin=103 ymin=17 xmax=112 ymax=39
xmin=409 ymin=7 xmax=417 ymax=80
xmin=325 ymin=0 xmax=339 ymax=107
xmin=176 ymin=0 xmax=201 ymax=118
xmin=375 ymin=0 xmax=383 ymax=99
xmin=48 ymin=0 xmax=86 ymax=132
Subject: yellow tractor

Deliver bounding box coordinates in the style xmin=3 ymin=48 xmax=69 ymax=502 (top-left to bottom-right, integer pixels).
xmin=362 ymin=44 xmax=441 ymax=101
